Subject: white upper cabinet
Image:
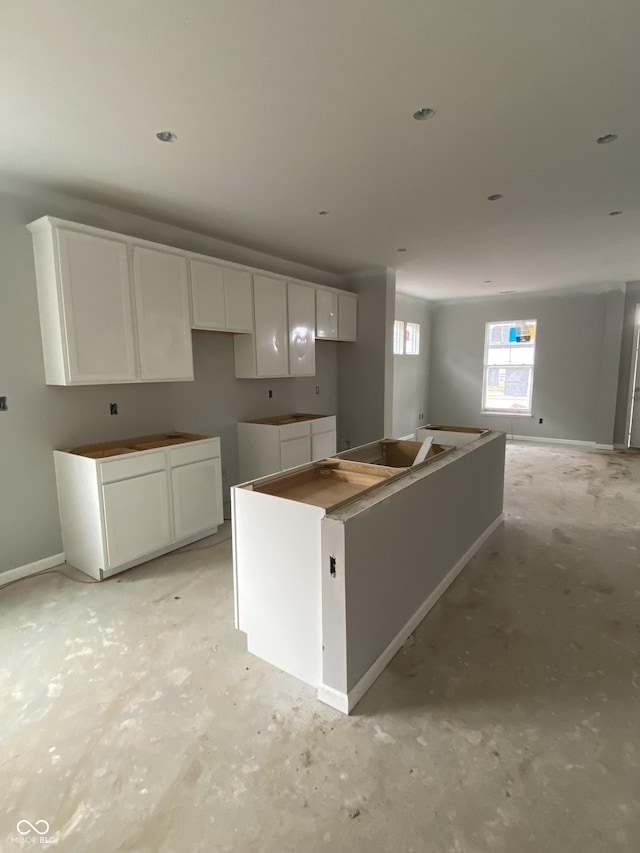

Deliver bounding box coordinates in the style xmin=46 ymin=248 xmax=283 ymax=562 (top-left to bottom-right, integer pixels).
xmin=234 ymin=274 xmax=289 ymax=377
xmin=316 ymin=289 xmax=338 ymax=339
xmin=132 ymin=246 xmax=193 ymax=381
xmin=29 ymin=220 xmax=137 ymax=385
xmin=338 ymin=292 xmax=358 ymax=342
xmin=287 ymin=282 xmax=316 ymax=376
xmin=190 ymin=258 xmax=253 ymax=333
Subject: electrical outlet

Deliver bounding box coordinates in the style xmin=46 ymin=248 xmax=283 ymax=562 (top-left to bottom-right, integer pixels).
xmin=110 ymin=402 xmax=118 ymax=415
xmin=268 ymin=389 xmax=273 ymax=398
xmin=538 ymin=417 xmax=543 ymax=424
xmin=315 ymin=386 xmax=320 ymax=395
xmin=0 ymin=396 xmax=7 ymax=412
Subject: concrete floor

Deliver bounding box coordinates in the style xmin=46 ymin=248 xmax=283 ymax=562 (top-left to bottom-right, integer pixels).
xmin=1 ymin=443 xmax=639 ymax=852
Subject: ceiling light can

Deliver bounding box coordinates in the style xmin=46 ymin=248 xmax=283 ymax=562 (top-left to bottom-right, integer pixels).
xmin=413 ymin=108 xmax=435 ymax=121
xmin=156 ymin=131 xmax=177 ymax=143
xmin=596 ymin=133 xmax=618 ymax=144
xmin=487 ymin=194 xmax=503 ymax=202
xmin=609 ymin=210 xmax=623 ymax=216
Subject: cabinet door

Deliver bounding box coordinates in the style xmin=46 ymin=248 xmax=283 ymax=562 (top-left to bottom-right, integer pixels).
xmin=253 ymin=274 xmax=288 ymax=376
xmin=133 ymin=246 xmax=193 ymax=381
xmin=338 ymin=293 xmax=358 ymax=342
xmin=288 ymin=282 xmax=316 ymax=376
xmin=190 ymin=259 xmax=226 ymax=330
xmin=316 ymin=290 xmax=338 ymax=339
xmin=224 ymin=268 xmax=253 ymax=332
xmin=311 ymin=430 xmax=336 ymax=461
xmin=102 ymin=471 xmax=171 ymax=569
xmin=171 ymin=457 xmax=223 ymax=540
xmin=57 ymin=228 xmax=137 ymax=383
xmin=280 ymin=436 xmax=311 ymax=470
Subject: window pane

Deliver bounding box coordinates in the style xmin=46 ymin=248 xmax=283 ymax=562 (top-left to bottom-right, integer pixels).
xmin=483 ymin=319 xmax=537 ymax=413
xmin=405 ymin=322 xmax=420 ymax=355
xmin=393 ymin=320 xmax=405 ymax=354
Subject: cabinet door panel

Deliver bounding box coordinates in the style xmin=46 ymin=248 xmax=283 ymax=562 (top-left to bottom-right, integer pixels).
xmin=224 ymin=268 xmax=253 ymax=332
xmin=133 ymin=247 xmax=193 ymax=381
xmin=57 ymin=229 xmax=136 ymax=382
xmin=316 ymin=290 xmax=338 ymax=340
xmin=280 ymin=436 xmax=311 ymax=470
xmin=254 ymin=275 xmax=288 ymax=376
xmin=288 ymin=282 xmax=316 ymax=375
xmin=311 ymin=430 xmax=337 ymax=461
xmin=172 ymin=458 xmax=223 ymax=540
xmin=102 ymin=471 xmax=171 ymax=569
xmin=338 ymin=293 xmax=358 ymax=341
xmin=190 ymin=259 xmax=225 ymax=329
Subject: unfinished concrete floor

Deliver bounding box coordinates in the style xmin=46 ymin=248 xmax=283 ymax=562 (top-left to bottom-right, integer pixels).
xmin=1 ymin=443 xmax=639 ymax=852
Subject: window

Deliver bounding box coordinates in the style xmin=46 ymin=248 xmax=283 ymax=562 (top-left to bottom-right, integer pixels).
xmin=393 ymin=320 xmax=421 ymax=355
xmin=393 ymin=320 xmax=405 ymax=354
xmin=482 ymin=319 xmax=537 ymax=414
xmin=405 ymin=322 xmax=420 ymax=355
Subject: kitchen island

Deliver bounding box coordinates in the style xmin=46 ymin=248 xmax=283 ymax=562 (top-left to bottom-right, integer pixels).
xmin=232 ymin=430 xmax=506 ymax=713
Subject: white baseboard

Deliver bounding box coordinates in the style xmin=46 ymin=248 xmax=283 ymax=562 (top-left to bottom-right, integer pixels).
xmin=510 ymin=434 xmax=609 ymax=449
xmin=317 ymin=512 xmax=505 ymax=714
xmin=1 ymin=553 xmax=66 ymax=586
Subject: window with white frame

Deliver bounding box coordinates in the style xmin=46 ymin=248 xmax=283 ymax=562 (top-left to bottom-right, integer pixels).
xmin=393 ymin=320 xmax=405 ymax=354
xmin=394 ymin=320 xmax=421 ymax=355
xmin=482 ymin=319 xmax=537 ymax=414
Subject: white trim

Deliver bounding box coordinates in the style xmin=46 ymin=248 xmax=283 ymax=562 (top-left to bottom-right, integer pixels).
xmin=1 ymin=553 xmax=66 ymax=585
xmin=317 ymin=513 xmax=505 ymax=714
xmin=507 ymin=433 xmax=614 ymax=450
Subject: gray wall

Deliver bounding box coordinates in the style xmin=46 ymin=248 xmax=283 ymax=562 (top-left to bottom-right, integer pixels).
xmin=337 ymin=268 xmax=395 ymax=449
xmin=614 ymin=281 xmax=640 ymax=445
xmin=392 ymin=293 xmax=431 ymax=438
xmin=0 ymin=181 xmax=344 ymax=573
xmin=429 ymin=285 xmax=627 ymax=444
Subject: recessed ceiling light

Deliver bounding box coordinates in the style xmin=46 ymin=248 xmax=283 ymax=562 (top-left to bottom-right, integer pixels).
xmin=318 ymin=210 xmax=329 ymax=216
xmin=487 ymin=194 xmax=503 ymax=201
xmin=609 ymin=210 xmax=623 ymax=216
xmin=156 ymin=131 xmax=177 ymax=143
xmin=397 ymin=248 xmax=407 ymax=253
xmin=596 ymin=133 xmax=618 ymax=144
xmin=413 ymin=107 xmax=436 ymax=121
xmin=500 ymin=290 xmax=516 ymax=294
xmin=484 ymin=280 xmax=492 ymax=283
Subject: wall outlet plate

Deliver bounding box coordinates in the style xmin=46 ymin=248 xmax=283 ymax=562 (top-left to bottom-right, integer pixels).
xmin=0 ymin=396 xmax=7 ymax=411
xmin=110 ymin=402 xmax=118 ymax=415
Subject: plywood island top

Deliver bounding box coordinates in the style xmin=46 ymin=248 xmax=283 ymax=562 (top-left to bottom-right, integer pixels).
xmin=60 ymin=432 xmax=214 ymax=459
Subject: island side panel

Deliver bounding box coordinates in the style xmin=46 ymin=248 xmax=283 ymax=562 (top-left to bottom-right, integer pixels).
xmin=232 ymin=486 xmax=325 ymax=686
xmin=342 ymin=432 xmax=506 ymax=694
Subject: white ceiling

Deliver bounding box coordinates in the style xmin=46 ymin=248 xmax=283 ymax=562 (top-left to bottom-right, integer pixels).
xmin=2 ymin=0 xmax=640 ymax=300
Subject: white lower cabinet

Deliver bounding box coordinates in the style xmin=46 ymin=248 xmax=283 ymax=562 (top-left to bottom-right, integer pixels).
xmin=103 ymin=471 xmax=172 ymax=568
xmin=171 ymin=457 xmax=223 ymax=540
xmin=55 ymin=433 xmax=223 ymax=579
xmin=237 ymin=414 xmax=337 ymax=482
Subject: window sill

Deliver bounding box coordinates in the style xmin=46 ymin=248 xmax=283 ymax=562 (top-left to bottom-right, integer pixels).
xmin=480 ymin=411 xmax=533 ymax=418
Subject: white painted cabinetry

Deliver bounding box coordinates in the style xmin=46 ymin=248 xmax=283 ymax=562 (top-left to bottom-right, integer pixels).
xmin=237 ymin=414 xmax=337 ymax=482
xmin=55 ymin=433 xmax=223 ymax=579
xmin=132 ymin=246 xmax=193 ymax=381
xmin=29 ymin=220 xmax=138 ymax=385
xmin=316 ymin=288 xmax=358 ymax=341
xmin=190 ymin=258 xmax=253 ymax=333
xmin=233 ymin=274 xmax=290 ymax=377
xmin=316 ymin=289 xmax=338 ymax=339
xmin=287 ymin=282 xmax=316 ymax=376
